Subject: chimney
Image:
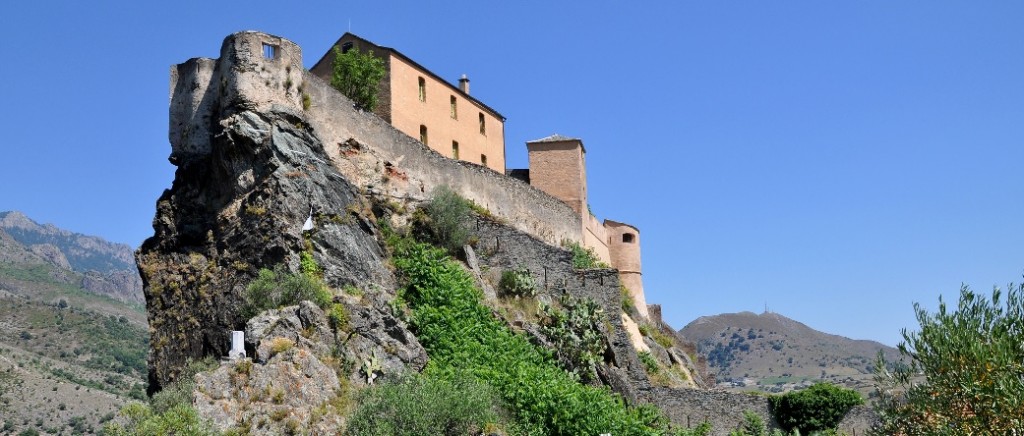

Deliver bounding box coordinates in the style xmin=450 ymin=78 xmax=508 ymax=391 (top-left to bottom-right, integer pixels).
xmin=459 ymin=74 xmax=470 ymax=94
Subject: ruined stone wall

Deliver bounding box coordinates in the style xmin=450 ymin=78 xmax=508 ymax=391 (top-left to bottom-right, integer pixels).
xmin=469 ymin=216 xmax=652 ymax=403
xmin=647 ymin=387 xmax=876 ymax=436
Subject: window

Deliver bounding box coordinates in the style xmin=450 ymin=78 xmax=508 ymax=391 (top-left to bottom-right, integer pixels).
xmin=419 ymin=125 xmax=428 ymax=145
xmin=341 ymin=42 xmax=353 ymax=54
xmin=452 ymin=141 xmax=459 ymax=159
xmin=481 ymin=154 xmax=487 ymax=166
xmin=450 ymin=96 xmax=458 ymax=119
xmin=262 ymin=43 xmax=277 ymax=59
xmin=418 ymin=77 xmax=426 ymax=102
xmin=478 ymin=113 xmax=486 ymax=135
xmin=622 ymin=233 xmax=635 ymax=243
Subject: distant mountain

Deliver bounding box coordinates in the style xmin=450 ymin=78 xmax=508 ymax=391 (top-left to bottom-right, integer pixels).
xmin=0 ymin=211 xmax=135 ymax=273
xmin=0 ymin=211 xmax=142 ymax=303
xmin=0 ymin=212 xmax=148 ymax=433
xmin=680 ymin=311 xmax=900 ymax=395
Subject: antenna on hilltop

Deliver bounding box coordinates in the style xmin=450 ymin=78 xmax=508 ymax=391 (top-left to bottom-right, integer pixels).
xmin=348 ymin=19 xmax=352 ymax=33
xmin=764 ymin=301 xmax=769 ymax=314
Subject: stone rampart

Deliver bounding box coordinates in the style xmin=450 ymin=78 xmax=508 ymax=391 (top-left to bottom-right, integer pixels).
xmin=583 ymin=212 xmax=611 ymax=263
xmin=647 ymin=387 xmax=876 ymax=436
xmin=298 ymin=68 xmax=583 ymax=247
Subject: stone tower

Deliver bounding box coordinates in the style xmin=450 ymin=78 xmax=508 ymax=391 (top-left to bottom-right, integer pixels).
xmin=525 ymin=135 xmax=588 ymax=216
xmin=605 ymin=220 xmax=648 ymax=319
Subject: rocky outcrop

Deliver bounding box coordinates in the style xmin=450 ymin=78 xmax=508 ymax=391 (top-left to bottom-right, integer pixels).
xmin=138 ymin=102 xmax=394 ymax=391
xmin=80 ymin=270 xmax=144 ymax=304
xmin=140 ymin=33 xmax=403 ymax=392
xmin=194 ymin=346 xmax=343 ymax=434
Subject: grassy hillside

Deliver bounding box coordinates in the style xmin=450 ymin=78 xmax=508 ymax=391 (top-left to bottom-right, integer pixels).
xmin=0 ymin=215 xmax=148 ymax=434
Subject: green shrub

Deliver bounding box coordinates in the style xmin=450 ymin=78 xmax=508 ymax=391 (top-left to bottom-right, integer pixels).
xmin=346 ymin=372 xmax=507 ymax=436
xmin=563 ymin=240 xmax=609 ymax=269
xmin=241 ymin=265 xmax=331 ymax=319
xmin=151 ymin=357 xmax=218 ymax=415
xmin=390 ymin=238 xmax=669 ymax=436
xmin=498 ymin=268 xmax=537 ymax=298
xmin=299 ymin=251 xmax=321 ymax=278
xmin=638 ymin=324 xmax=675 ymax=349
xmin=638 ymin=352 xmax=660 ymax=374
xmin=768 ymin=382 xmax=862 ymax=434
xmin=327 ymin=303 xmax=349 ymax=333
xmin=872 ymin=283 xmax=1024 ymax=434
xmin=621 ymin=284 xmax=636 ymax=314
xmin=103 ymin=402 xmax=218 ymax=436
xmin=421 ymin=186 xmax=472 ymax=255
xmin=330 ymin=45 xmax=386 ymax=111
xmin=539 ymin=295 xmax=607 ymax=380
xmin=105 ymin=357 xmax=220 ymax=435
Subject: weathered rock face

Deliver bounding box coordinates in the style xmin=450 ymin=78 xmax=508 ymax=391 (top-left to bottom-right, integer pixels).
xmin=194 ymin=300 xmax=426 ymax=433
xmin=139 ymin=33 xmax=394 ymax=392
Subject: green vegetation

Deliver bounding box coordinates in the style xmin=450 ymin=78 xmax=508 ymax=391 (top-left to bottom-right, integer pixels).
xmin=346 ymin=372 xmax=509 ymax=436
xmin=563 ymin=240 xmax=609 ymax=269
xmin=727 ymin=411 xmax=797 ymax=436
xmin=105 ymin=357 xmax=220 ymax=435
xmin=327 ymin=302 xmax=350 ymax=333
xmin=330 ymin=45 xmax=386 ymax=111
xmin=241 ymin=265 xmax=331 ymax=319
xmin=0 ymin=296 xmax=148 ymax=398
xmin=419 ymin=185 xmax=472 ymax=254
xmin=389 ymin=233 xmax=671 ymax=435
xmin=301 ymin=92 xmax=311 ymax=110
xmin=499 ymin=267 xmax=537 ymax=298
xmin=768 ymin=382 xmax=862 ymax=434
xmin=638 ymin=352 xmax=660 ymax=374
xmin=621 ymin=284 xmax=637 ymax=313
xmin=539 ymin=295 xmax=607 ymax=380
xmin=638 ymin=323 xmax=675 ymax=349
xmin=872 ymin=283 xmax=1024 ymax=434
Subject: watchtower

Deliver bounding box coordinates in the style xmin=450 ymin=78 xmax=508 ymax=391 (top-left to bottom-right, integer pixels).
xmin=606 ymin=220 xmax=648 ymax=319
xmin=525 ymin=134 xmax=588 ymax=216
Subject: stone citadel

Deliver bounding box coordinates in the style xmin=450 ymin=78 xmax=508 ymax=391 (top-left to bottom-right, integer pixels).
xmin=171 ymin=31 xmax=652 ymax=321
xmin=152 ymin=30 xmax=874 ymax=433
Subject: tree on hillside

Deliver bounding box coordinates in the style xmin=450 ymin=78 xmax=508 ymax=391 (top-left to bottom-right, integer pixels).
xmin=871 ymin=283 xmax=1024 ymax=435
xmin=330 ymin=46 xmax=386 ymax=111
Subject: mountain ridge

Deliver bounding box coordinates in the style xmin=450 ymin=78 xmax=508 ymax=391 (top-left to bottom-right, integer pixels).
xmin=0 ymin=211 xmax=142 ymax=304
xmin=681 ymin=310 xmax=900 ymax=394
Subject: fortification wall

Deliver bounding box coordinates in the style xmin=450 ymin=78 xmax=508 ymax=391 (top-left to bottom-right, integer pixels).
xmin=298 ymin=67 xmax=582 ymax=247
xmin=584 ymin=212 xmax=611 ymax=263
xmin=169 ymin=57 xmax=217 ymax=162
xmin=647 ymin=387 xmax=876 ymax=436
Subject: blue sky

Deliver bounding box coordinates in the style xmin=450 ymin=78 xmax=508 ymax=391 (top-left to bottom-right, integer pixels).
xmin=2 ymin=2 xmax=1021 ymax=346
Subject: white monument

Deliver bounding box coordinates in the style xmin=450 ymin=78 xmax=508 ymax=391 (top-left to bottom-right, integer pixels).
xmin=228 ymin=330 xmax=246 ymax=360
